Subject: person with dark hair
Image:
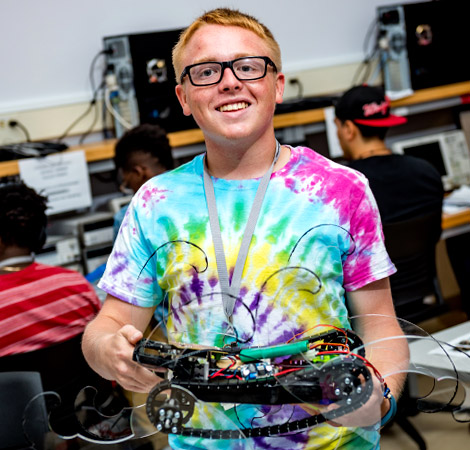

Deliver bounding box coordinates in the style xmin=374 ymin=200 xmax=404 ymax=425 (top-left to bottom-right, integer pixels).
xmin=334 ymin=84 xmax=444 ymax=224
xmin=0 ymin=182 xmax=101 ymax=357
xmin=84 ymin=123 xmax=175 ymax=284
xmin=114 ymin=123 xmax=174 ymax=194
xmin=112 ymin=123 xmax=174 ymax=238
xmin=335 ymin=85 xmax=470 ymax=320
xmin=83 ymin=9 xmax=408 ymax=449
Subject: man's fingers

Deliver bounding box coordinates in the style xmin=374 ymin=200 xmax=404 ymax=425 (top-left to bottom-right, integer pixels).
xmin=119 ymin=324 xmax=143 ymax=344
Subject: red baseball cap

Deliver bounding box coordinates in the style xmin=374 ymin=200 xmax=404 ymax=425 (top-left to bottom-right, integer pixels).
xmin=335 ymin=85 xmax=407 ymax=127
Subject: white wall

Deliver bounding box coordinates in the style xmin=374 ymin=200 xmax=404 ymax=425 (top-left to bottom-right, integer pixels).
xmin=0 ymin=0 xmax=418 ymax=141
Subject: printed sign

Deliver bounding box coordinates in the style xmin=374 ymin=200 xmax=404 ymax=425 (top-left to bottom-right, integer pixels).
xmin=19 ymin=150 xmax=92 ymax=215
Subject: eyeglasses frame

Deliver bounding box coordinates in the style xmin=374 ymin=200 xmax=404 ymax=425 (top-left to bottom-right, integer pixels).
xmin=179 ymin=56 xmax=278 ymax=86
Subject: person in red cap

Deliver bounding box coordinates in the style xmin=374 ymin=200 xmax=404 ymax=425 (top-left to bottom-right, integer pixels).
xmin=335 ymin=84 xmax=446 ymax=321
xmin=335 ymin=85 xmax=470 ymax=322
xmin=334 ymin=84 xmax=444 ymax=224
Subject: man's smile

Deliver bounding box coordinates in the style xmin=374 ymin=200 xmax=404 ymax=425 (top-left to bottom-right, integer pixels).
xmin=217 ymin=102 xmax=250 ymax=112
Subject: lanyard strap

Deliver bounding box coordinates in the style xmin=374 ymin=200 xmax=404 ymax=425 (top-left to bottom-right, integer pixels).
xmin=203 ymin=141 xmax=281 ymax=321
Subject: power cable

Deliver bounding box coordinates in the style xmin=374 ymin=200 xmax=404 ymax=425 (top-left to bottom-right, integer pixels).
xmin=8 ymin=120 xmax=31 ymax=142
xmin=56 ymin=49 xmax=112 ymax=144
xmin=351 ymin=17 xmax=380 ymax=86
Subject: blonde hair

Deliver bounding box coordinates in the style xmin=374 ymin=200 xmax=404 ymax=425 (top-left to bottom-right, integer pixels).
xmin=172 ymin=8 xmax=282 ymax=83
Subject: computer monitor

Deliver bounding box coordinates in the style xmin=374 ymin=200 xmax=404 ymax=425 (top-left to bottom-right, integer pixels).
xmin=392 ymin=130 xmax=470 ymax=191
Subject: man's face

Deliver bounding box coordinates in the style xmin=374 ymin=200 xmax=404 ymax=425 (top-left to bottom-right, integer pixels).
xmin=175 ymin=25 xmax=285 ymax=146
xmin=118 ymin=167 xmax=141 ymax=194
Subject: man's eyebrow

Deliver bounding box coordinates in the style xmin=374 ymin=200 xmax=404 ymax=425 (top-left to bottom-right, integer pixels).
xmin=189 ymin=54 xmax=255 ymax=65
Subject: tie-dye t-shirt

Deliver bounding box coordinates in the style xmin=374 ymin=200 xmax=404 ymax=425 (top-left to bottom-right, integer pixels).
xmin=99 ymin=146 xmax=395 ymax=449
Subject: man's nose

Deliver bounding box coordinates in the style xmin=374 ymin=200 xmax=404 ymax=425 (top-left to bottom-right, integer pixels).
xmin=219 ymin=67 xmax=241 ymax=90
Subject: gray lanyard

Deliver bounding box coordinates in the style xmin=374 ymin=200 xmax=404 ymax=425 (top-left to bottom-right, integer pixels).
xmin=203 ymin=141 xmax=281 ymax=321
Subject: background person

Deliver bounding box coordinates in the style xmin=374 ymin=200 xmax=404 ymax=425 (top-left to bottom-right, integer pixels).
xmin=113 ymin=123 xmax=174 ymax=237
xmin=85 ymin=123 xmax=174 ymax=284
xmin=83 ymin=9 xmax=408 ymax=450
xmin=334 ymin=83 xmax=470 ymax=322
xmin=0 ymin=181 xmax=101 ymax=357
xmin=334 ymin=85 xmax=445 ymax=318
xmin=334 ymin=84 xmax=444 ymax=224
xmin=0 ymin=181 xmax=111 ymax=443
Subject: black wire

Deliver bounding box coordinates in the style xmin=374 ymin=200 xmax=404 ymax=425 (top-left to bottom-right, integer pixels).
xmin=89 ymin=49 xmax=110 ymax=95
xmin=78 ymin=49 xmax=111 ymax=144
xmin=351 ymin=17 xmax=380 ymax=86
xmin=289 ymin=78 xmax=304 ymax=99
xmin=78 ymin=83 xmax=105 ymax=145
xmin=8 ymin=120 xmax=31 ymax=142
xmin=358 ymin=48 xmax=379 ymax=85
xmin=56 ymin=49 xmax=111 ymax=144
xmin=56 ymin=80 xmax=104 ymax=143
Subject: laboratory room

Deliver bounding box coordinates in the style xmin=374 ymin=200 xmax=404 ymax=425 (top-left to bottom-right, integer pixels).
xmin=0 ymin=1 xmax=469 ymax=449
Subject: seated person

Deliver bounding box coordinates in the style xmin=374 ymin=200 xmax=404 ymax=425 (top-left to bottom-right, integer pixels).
xmin=0 ymin=181 xmax=101 ymax=357
xmin=113 ymin=123 xmax=174 ymax=237
xmin=334 ymin=85 xmax=445 ymax=318
xmin=334 ymin=84 xmax=444 ymax=224
xmin=85 ymin=123 xmax=174 ymax=284
xmin=0 ymin=181 xmax=113 ymax=438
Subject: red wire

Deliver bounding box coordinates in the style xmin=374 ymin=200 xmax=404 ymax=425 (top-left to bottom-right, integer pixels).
xmin=274 ymin=367 xmax=303 ymax=377
xmin=210 ymin=357 xmax=236 ymax=379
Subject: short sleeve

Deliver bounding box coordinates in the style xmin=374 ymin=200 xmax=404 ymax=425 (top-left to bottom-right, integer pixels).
xmin=98 ymin=193 xmax=162 ymax=307
xmin=342 ymin=181 xmax=396 ymax=291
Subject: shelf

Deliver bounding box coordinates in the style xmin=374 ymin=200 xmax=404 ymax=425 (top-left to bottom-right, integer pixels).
xmin=2 ymin=81 xmax=470 ymax=179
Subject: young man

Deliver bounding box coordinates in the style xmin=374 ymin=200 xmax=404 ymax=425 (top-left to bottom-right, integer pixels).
xmin=334 ymin=84 xmax=443 ymax=224
xmin=113 ymin=123 xmax=174 ymax=237
xmin=334 ymin=85 xmax=445 ymax=319
xmin=83 ymin=9 xmax=408 ymax=449
xmin=85 ymin=123 xmax=174 ymax=283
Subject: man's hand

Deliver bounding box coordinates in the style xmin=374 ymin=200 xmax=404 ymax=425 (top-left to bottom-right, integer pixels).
xmin=82 ymin=295 xmax=163 ymax=393
xmin=102 ymin=324 xmax=164 ymax=392
xmin=300 ymin=369 xmax=384 ymax=428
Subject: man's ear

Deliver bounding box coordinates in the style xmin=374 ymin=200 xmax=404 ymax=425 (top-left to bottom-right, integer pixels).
xmin=139 ymin=164 xmax=157 ymax=182
xmin=343 ymin=120 xmax=358 ymax=141
xmin=132 ymin=164 xmax=148 ymax=182
xmin=275 ymin=72 xmax=285 ymax=105
xmin=175 ymin=84 xmax=192 ymax=117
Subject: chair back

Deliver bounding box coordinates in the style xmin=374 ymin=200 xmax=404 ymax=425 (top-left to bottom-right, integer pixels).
xmin=0 ymin=371 xmax=49 ymax=450
xmin=382 ymin=210 xmax=446 ymax=322
xmin=0 ymin=334 xmax=116 ymax=437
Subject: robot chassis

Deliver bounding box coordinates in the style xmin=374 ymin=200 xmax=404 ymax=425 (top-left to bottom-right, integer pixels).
xmin=133 ymin=327 xmax=375 ymax=439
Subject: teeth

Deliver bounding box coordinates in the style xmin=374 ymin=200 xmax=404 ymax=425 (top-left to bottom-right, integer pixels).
xmin=218 ymin=102 xmax=248 ymax=112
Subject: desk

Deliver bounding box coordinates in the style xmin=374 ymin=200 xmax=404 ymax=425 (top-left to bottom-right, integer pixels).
xmin=1 ymin=81 xmax=469 ymax=236
xmin=442 ymin=209 xmax=470 ymax=239
xmin=409 ymin=321 xmax=470 ymax=375
xmin=2 ymin=81 xmax=470 ymax=179
xmin=409 ymin=321 xmax=470 ymax=411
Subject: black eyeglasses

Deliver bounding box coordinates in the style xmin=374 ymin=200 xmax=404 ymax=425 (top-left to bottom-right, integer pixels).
xmin=180 ymin=56 xmax=278 ymax=86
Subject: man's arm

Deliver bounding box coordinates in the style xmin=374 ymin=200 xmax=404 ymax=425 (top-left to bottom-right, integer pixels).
xmin=347 ymin=277 xmax=410 ymax=416
xmin=82 ymin=294 xmax=162 ymax=393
